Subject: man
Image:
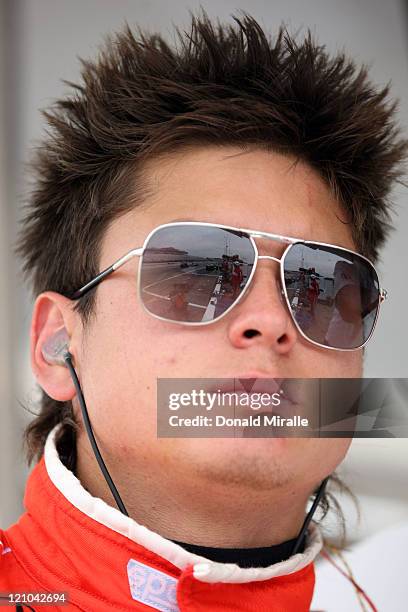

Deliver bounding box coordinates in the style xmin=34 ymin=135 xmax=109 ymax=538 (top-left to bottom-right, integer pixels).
xmin=325 ymin=261 xmax=365 ymax=349
xmin=0 ymin=13 xmax=406 ymax=612
xmin=307 ymin=274 xmax=320 ymax=318
xmin=231 ymin=260 xmax=244 ymax=298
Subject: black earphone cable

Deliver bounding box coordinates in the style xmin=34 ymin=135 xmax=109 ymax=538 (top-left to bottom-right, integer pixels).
xmin=291 ymin=476 xmax=329 ymax=556
xmin=64 ymin=352 xmax=129 ymax=516
xmin=64 ymin=351 xmax=328 ymax=557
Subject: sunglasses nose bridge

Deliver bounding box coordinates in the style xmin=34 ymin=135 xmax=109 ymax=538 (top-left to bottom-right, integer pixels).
xmin=257 ymin=254 xmax=281 ymax=264
xmin=255 ymin=254 xmax=286 ymax=298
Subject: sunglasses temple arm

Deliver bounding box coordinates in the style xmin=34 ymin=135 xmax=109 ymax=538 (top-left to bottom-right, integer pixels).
xmin=360 ymin=295 xmax=384 ymax=319
xmin=70 ymin=247 xmax=143 ymax=300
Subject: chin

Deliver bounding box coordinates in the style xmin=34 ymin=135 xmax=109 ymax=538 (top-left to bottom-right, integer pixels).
xmin=172 ymin=437 xmax=306 ymax=491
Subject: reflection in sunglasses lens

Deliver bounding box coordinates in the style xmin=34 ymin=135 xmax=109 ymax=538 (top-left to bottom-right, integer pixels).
xmin=283 ymin=243 xmax=380 ymax=349
xmin=140 ymin=225 xmax=255 ymax=323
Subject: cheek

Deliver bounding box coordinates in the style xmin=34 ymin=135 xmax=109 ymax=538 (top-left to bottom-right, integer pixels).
xmin=333 ymin=352 xmax=363 ymax=377
xmin=294 ymin=438 xmax=352 ymax=485
xmin=77 ymin=291 xmax=186 ymax=425
xmin=301 ymin=343 xmax=363 ymax=378
xmin=321 ymin=438 xmax=352 ymax=466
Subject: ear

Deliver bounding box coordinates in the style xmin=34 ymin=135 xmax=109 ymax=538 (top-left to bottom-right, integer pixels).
xmin=31 ymin=291 xmax=79 ymax=401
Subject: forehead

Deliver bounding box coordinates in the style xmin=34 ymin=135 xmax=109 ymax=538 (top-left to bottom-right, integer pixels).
xmin=101 ymin=146 xmax=356 ymax=263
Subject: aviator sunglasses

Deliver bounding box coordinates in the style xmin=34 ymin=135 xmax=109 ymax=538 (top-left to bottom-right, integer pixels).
xmin=71 ymin=221 xmax=387 ymax=351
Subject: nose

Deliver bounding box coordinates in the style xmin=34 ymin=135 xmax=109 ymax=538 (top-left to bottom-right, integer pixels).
xmin=226 ymin=258 xmax=298 ymax=353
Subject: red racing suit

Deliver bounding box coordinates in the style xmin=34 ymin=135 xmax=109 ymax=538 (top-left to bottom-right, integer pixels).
xmin=0 ymin=425 xmax=323 ymax=611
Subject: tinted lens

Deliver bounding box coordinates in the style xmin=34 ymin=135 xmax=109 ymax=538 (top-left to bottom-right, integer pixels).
xmin=140 ymin=224 xmax=256 ymax=323
xmin=283 ymin=243 xmax=380 ymax=349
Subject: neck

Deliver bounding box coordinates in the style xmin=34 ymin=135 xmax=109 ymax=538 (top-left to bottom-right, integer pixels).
xmin=75 ymin=432 xmax=313 ymax=549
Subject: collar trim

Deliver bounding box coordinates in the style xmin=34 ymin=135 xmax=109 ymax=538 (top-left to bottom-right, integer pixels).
xmin=44 ymin=424 xmax=323 ymax=584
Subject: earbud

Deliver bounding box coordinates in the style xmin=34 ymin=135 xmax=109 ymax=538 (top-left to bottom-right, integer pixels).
xmin=41 ymin=327 xmax=70 ymax=365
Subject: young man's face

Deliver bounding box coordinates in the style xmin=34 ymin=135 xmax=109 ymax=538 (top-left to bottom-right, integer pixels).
xmin=32 ymin=147 xmax=362 ymax=523
xmin=63 ymin=147 xmax=363 ymax=499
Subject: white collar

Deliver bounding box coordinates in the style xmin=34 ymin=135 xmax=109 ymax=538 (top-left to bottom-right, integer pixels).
xmin=44 ymin=423 xmax=323 ymax=584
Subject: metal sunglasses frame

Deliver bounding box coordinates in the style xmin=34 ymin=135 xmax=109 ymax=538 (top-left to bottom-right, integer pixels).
xmin=71 ymin=221 xmax=388 ymax=352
